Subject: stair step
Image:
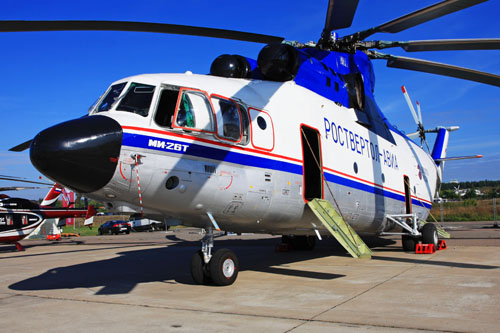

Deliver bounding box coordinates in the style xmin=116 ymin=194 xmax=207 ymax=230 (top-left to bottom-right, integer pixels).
xmin=307 ymin=199 xmax=372 ymax=259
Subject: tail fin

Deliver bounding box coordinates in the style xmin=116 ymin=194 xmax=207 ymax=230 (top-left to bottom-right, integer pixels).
xmin=431 ymin=128 xmax=451 ymax=164
xmin=430 ymin=126 xmax=463 ymax=181
xmin=40 ymin=183 xmax=64 ymax=207
xmin=84 ymin=205 xmax=96 ymax=227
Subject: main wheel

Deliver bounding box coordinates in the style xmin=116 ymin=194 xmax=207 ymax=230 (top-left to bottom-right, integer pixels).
xmin=209 ymin=248 xmax=239 ymax=286
xmin=190 ymin=250 xmax=211 ymax=285
xmin=421 ymin=223 xmax=438 ymax=248
xmin=402 ymin=235 xmax=418 ymax=252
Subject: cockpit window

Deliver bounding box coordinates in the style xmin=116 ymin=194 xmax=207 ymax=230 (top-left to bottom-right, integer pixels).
xmin=154 ymin=87 xmax=180 ymax=128
xmin=211 ymin=96 xmax=242 ymax=142
xmin=174 ymin=90 xmax=214 ymax=132
xmin=97 ymin=82 xmax=126 ymax=112
xmin=116 ymin=82 xmax=155 ymax=117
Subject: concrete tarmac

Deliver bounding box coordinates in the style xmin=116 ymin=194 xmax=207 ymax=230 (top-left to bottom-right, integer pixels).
xmin=1 ymin=221 xmax=499 ymax=332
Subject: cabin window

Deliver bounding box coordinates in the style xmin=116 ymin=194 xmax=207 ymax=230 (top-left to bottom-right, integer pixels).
xmin=116 ymin=82 xmax=155 ymax=117
xmin=211 ymin=96 xmax=242 ymax=142
xmin=97 ymin=82 xmax=127 ymax=112
xmin=249 ymin=108 xmax=274 ymax=151
xmin=174 ymin=89 xmax=214 ymax=132
xmin=154 ymin=87 xmax=180 ymax=127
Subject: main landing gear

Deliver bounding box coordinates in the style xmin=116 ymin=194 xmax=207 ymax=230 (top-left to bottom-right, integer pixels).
xmin=190 ymin=227 xmax=239 ymax=286
xmin=401 ymin=222 xmax=439 ymax=252
xmin=384 ymin=214 xmax=440 ymax=252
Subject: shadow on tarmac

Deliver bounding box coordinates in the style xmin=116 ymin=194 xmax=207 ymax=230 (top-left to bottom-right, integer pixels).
xmin=9 ymin=237 xmax=348 ymax=294
xmin=8 ymin=235 xmax=497 ymax=294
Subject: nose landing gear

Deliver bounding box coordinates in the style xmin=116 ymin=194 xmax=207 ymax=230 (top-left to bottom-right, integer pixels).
xmin=190 ymin=227 xmax=239 ymax=286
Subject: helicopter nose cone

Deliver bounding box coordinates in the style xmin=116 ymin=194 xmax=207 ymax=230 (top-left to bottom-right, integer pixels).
xmin=30 ymin=115 xmax=123 ymax=193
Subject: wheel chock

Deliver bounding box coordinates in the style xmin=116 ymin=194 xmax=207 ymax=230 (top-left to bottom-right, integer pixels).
xmin=14 ymin=242 xmax=25 ymax=251
xmin=46 ymin=234 xmax=61 ymax=241
xmin=438 ymin=240 xmax=447 ymax=251
xmin=275 ymin=243 xmax=291 ymax=252
xmin=415 ymin=243 xmax=436 ymax=254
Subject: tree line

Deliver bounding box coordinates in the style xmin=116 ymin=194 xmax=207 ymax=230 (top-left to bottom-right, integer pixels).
xmin=440 ymin=180 xmax=500 ymax=200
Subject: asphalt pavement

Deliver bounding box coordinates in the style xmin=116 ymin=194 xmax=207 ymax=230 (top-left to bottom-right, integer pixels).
xmin=0 ymin=221 xmax=499 ymax=332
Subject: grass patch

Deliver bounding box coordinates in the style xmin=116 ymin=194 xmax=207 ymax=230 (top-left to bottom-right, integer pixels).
xmin=62 ymin=225 xmax=98 ymax=237
xmin=430 ymin=198 xmax=499 ymax=221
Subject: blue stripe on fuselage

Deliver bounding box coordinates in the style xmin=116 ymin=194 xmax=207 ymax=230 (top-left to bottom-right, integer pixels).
xmin=122 ymin=132 xmax=303 ymax=175
xmin=122 ymin=132 xmax=431 ymax=209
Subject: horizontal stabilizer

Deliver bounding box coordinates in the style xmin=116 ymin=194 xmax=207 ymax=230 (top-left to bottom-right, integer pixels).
xmin=434 ymin=155 xmax=483 ymax=162
xmin=84 ymin=216 xmax=94 ymax=226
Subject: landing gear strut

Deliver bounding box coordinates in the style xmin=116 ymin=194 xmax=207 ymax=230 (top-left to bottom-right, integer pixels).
xmin=190 ymin=227 xmax=239 ymax=286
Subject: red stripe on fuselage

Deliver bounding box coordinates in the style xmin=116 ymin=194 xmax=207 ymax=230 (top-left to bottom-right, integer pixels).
xmin=122 ymin=126 xmax=432 ymax=205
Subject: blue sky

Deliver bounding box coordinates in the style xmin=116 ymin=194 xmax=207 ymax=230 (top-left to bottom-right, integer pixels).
xmin=1 ymin=0 xmax=500 ymax=199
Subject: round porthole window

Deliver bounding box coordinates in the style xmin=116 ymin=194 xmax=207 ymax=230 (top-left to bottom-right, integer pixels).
xmin=165 ymin=176 xmax=179 ymax=190
xmin=381 ymin=173 xmax=385 ymax=183
xmin=257 ymin=116 xmax=267 ymax=130
xmin=353 ymin=162 xmax=358 ymax=174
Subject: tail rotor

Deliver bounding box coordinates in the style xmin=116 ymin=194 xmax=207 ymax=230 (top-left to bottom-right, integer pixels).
xmin=401 ymin=85 xmax=430 ymax=150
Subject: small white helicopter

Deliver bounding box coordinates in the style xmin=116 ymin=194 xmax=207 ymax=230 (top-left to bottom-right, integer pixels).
xmin=5 ymin=0 xmax=496 ymax=285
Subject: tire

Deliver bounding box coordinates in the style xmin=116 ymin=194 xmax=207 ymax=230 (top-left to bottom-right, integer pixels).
xmin=421 ymin=223 xmax=438 ymax=248
xmin=209 ymin=248 xmax=239 ymax=286
xmin=98 ymin=230 xmax=102 ymax=235
xmin=191 ymin=250 xmax=211 ymax=285
xmin=402 ymin=235 xmax=418 ymax=252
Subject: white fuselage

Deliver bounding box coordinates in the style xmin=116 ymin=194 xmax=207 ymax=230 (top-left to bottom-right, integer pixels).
xmin=88 ymin=73 xmax=438 ymax=236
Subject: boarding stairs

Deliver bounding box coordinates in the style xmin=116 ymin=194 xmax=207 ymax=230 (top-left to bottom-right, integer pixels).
xmin=307 ymin=199 xmax=372 ymax=259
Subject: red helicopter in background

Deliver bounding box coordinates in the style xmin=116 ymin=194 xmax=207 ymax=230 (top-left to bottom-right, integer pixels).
xmin=0 ymin=177 xmax=96 ymax=251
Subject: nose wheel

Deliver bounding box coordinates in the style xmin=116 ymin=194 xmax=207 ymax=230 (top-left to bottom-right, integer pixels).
xmin=190 ymin=227 xmax=239 ymax=286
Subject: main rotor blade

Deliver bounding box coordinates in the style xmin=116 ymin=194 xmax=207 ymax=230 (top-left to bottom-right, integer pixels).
xmin=374 ymin=0 xmax=486 ymax=34
xmin=346 ymin=0 xmax=487 ymax=42
xmin=0 ymin=20 xmax=284 ymax=44
xmin=9 ymin=139 xmax=32 ymax=152
xmin=403 ymin=38 xmax=500 ymax=52
xmin=0 ymin=176 xmax=52 ymax=186
xmin=324 ymin=0 xmax=360 ymax=32
xmin=371 ymin=52 xmax=500 ymax=87
xmin=0 ymin=186 xmax=51 ymax=192
xmin=373 ymin=38 xmax=500 ymax=52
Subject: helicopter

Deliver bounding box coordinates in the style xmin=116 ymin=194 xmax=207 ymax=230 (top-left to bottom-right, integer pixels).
xmin=3 ymin=0 xmax=499 ymax=284
xmin=0 ymin=181 xmax=96 ymax=251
